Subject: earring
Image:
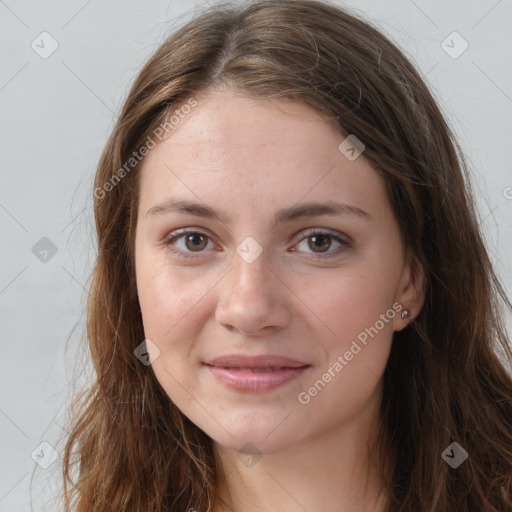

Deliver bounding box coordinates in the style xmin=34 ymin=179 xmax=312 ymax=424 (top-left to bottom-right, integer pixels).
xmin=401 ymin=309 xmax=414 ymax=322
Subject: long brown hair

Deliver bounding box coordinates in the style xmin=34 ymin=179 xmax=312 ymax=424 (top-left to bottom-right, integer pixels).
xmin=62 ymin=1 xmax=512 ymax=510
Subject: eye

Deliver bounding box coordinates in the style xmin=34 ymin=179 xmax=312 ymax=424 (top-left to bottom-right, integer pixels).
xmin=293 ymin=230 xmax=351 ymax=258
xmin=162 ymin=228 xmax=351 ymax=260
xmin=162 ymin=230 xmax=215 ymax=259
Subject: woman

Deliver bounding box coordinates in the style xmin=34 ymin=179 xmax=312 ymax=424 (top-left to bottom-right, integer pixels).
xmin=63 ymin=1 xmax=512 ymax=511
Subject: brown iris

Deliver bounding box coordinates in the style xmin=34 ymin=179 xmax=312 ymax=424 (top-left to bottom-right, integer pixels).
xmin=185 ymin=233 xmax=208 ymax=251
xmin=307 ymin=234 xmax=332 ymax=253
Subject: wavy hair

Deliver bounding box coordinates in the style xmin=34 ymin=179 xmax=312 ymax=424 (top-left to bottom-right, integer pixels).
xmin=63 ymin=1 xmax=512 ymax=510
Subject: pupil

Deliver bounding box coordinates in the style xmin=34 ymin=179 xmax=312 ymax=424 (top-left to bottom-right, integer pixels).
xmin=309 ymin=235 xmax=331 ymax=252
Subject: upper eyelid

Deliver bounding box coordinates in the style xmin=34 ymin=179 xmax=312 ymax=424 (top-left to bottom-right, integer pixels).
xmin=163 ymin=228 xmax=216 ymax=245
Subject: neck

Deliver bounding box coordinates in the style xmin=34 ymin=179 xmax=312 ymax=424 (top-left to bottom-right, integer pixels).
xmin=212 ymin=391 xmax=391 ymax=512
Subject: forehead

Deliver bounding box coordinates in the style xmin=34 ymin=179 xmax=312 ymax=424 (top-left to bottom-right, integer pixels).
xmin=137 ymin=86 xmax=389 ymax=224
xmin=144 ymin=85 xmax=340 ymax=167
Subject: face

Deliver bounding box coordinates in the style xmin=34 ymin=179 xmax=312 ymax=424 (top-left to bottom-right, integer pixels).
xmin=134 ymin=85 xmax=424 ymax=454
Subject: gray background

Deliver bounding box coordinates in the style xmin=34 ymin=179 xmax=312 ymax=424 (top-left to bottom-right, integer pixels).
xmin=1 ymin=0 xmax=511 ymax=510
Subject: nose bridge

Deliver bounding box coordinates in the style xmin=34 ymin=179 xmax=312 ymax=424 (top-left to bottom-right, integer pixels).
xmin=229 ymin=245 xmax=272 ymax=297
xmin=215 ymin=244 xmax=290 ymax=334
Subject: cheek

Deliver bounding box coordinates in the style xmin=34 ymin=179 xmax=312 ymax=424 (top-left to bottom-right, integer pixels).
xmin=138 ymin=269 xmax=209 ymax=341
xmin=136 ymin=245 xmax=203 ymax=328
xmin=298 ymin=268 xmax=396 ymax=404
xmin=305 ymin=268 xmax=398 ymax=346
xmin=137 ymin=262 xmax=172 ymax=335
xmin=299 ymin=277 xmax=395 ymax=417
xmin=135 ymin=258 xmax=209 ymax=403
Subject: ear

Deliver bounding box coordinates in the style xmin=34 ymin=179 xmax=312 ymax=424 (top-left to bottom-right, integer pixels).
xmin=393 ymin=249 xmax=426 ymax=331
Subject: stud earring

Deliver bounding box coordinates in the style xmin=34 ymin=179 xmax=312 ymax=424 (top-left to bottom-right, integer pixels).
xmin=401 ymin=309 xmax=414 ymax=322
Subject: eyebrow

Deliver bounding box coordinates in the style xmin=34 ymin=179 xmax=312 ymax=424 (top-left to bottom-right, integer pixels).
xmin=145 ymin=198 xmax=371 ymax=224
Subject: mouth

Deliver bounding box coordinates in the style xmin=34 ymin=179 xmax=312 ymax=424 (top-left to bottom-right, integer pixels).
xmin=203 ymin=354 xmax=311 ymax=392
xmin=219 ymin=367 xmax=298 ymax=372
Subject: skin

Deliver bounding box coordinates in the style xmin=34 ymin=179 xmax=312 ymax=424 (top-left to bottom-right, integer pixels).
xmin=134 ymin=84 xmax=425 ymax=512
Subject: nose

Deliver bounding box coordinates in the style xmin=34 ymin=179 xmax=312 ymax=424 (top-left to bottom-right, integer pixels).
xmin=215 ymin=251 xmax=291 ymax=336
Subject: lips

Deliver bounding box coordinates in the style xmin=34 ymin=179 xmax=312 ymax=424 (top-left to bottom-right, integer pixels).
xmin=205 ymin=354 xmax=308 ymax=369
xmin=204 ymin=354 xmax=311 ymax=392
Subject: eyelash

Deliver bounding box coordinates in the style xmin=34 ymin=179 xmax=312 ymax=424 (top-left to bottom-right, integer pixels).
xmin=161 ymin=229 xmax=352 ymax=260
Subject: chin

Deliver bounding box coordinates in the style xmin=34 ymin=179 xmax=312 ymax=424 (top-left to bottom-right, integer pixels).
xmin=198 ymin=410 xmax=303 ymax=454
xmin=213 ymin=431 xmax=298 ymax=454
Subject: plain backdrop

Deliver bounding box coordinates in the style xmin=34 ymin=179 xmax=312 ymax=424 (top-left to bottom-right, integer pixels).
xmin=1 ymin=0 xmax=511 ymax=510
